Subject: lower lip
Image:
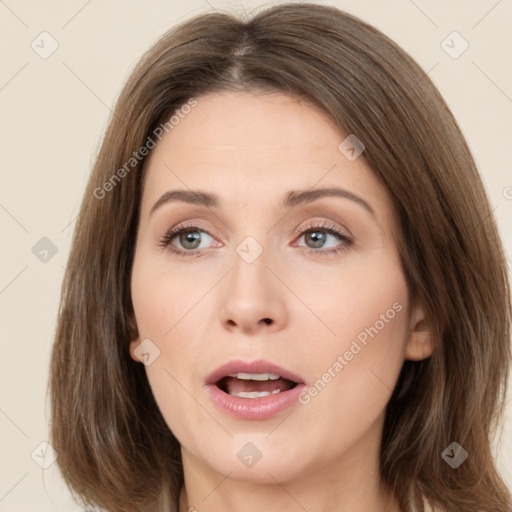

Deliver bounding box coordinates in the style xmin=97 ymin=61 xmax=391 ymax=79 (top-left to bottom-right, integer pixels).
xmin=206 ymin=383 xmax=306 ymax=420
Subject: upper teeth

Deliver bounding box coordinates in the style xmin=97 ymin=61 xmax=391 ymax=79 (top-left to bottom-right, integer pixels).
xmin=230 ymin=390 xmax=281 ymax=398
xmin=228 ymin=372 xmax=280 ymax=381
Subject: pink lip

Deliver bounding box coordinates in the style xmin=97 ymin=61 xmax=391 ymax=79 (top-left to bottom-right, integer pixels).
xmin=205 ymin=359 xmax=305 ymax=386
xmin=205 ymin=359 xmax=306 ymax=421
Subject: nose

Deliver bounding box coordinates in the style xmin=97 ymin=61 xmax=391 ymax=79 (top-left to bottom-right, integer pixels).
xmin=219 ymin=242 xmax=288 ymax=335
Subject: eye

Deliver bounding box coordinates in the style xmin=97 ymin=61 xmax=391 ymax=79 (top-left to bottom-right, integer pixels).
xmin=157 ymin=220 xmax=353 ymax=257
xmin=294 ymin=221 xmax=353 ymax=255
xmin=157 ymin=223 xmax=218 ymax=256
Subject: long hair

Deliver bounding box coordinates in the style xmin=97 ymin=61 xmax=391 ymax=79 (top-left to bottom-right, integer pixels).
xmin=48 ymin=4 xmax=512 ymax=511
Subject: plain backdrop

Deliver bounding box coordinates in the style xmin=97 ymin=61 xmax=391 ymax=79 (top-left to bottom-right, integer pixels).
xmin=0 ymin=1 xmax=511 ymax=510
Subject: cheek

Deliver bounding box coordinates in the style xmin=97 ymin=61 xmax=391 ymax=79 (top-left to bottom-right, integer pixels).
xmin=130 ymin=253 xmax=215 ymax=427
xmin=301 ymin=244 xmax=409 ymax=361
xmin=331 ymin=262 xmax=409 ymax=362
xmin=130 ymin=249 xmax=204 ymax=340
xmin=296 ymin=251 xmax=410 ymax=439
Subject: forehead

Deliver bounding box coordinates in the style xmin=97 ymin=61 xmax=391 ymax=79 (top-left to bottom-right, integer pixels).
xmin=140 ymin=91 xmax=389 ymax=218
xmin=165 ymin=91 xmax=338 ymax=146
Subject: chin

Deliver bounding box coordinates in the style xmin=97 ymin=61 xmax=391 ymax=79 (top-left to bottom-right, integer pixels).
xmin=182 ymin=433 xmax=318 ymax=485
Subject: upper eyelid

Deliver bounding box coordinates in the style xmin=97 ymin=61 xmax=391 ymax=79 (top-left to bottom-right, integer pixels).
xmin=166 ymin=219 xmax=349 ymax=237
xmin=295 ymin=220 xmax=352 ymax=236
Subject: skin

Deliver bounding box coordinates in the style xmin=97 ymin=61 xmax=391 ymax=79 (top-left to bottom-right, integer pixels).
xmin=129 ymin=90 xmax=433 ymax=512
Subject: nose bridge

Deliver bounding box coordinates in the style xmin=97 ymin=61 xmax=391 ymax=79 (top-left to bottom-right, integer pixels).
xmin=218 ymin=229 xmax=288 ymax=332
xmin=231 ymin=232 xmax=274 ymax=299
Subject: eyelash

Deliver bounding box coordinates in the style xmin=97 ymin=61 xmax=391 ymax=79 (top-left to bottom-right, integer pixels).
xmin=157 ymin=220 xmax=354 ymax=258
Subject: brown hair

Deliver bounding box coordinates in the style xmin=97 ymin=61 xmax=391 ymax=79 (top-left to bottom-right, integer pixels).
xmin=48 ymin=3 xmax=512 ymax=511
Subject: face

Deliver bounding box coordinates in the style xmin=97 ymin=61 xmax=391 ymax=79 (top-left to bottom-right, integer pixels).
xmin=129 ymin=90 xmax=430 ymax=485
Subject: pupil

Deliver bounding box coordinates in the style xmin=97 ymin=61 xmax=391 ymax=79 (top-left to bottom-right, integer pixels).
xmin=180 ymin=230 xmax=201 ymax=249
xmin=307 ymin=230 xmax=325 ymax=248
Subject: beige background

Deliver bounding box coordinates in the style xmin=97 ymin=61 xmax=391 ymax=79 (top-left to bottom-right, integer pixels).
xmin=0 ymin=0 xmax=511 ymax=510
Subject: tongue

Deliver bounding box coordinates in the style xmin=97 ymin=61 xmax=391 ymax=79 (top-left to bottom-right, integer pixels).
xmin=223 ymin=377 xmax=295 ymax=395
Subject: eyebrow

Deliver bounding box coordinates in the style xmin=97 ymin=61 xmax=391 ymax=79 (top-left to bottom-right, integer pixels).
xmin=149 ymin=187 xmax=375 ymax=217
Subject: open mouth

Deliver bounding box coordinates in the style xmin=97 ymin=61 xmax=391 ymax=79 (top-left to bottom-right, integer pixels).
xmin=216 ymin=372 xmax=298 ymax=399
xmin=206 ymin=360 xmax=305 ymax=419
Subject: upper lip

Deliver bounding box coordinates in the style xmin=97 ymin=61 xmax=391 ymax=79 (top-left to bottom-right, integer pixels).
xmin=205 ymin=359 xmax=305 ymax=386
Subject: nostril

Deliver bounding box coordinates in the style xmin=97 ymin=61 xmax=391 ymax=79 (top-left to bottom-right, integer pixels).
xmin=225 ymin=318 xmax=272 ymax=327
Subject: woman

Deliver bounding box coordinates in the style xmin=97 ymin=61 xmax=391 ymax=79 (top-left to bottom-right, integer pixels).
xmin=48 ymin=3 xmax=511 ymax=511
